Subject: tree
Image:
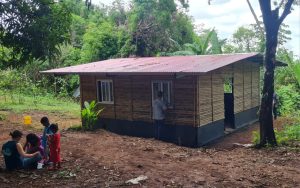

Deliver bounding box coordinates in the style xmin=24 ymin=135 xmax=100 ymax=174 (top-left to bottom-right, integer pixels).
xmin=257 ymin=0 xmax=296 ymax=146
xmin=80 ymin=22 xmax=119 ymax=63
xmin=0 ymin=0 xmax=71 ymax=67
xmin=232 ymin=26 xmax=261 ymax=52
xmin=127 ymin=0 xmax=193 ymax=56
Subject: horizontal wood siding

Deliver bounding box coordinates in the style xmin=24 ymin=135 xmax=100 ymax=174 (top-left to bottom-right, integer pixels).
xmin=80 ymin=75 xmax=96 ymax=106
xmin=80 ymin=75 xmax=197 ymax=126
xmin=114 ymin=76 xmax=132 ymax=120
xmin=132 ymin=76 xmax=152 ymax=122
xmin=172 ymin=76 xmax=196 ymax=126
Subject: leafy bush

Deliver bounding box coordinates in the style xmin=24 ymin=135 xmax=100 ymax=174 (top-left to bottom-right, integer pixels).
xmin=81 ymin=101 xmax=104 ymax=130
xmin=276 ymin=84 xmax=300 ymax=116
xmin=252 ymin=131 xmax=260 ymax=145
xmin=252 ymin=124 xmax=300 ymax=146
xmin=276 ymin=124 xmax=300 ymax=145
xmin=0 ymin=114 xmax=6 ymax=121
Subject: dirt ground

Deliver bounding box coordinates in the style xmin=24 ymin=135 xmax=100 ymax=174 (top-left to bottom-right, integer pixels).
xmin=0 ymin=111 xmax=299 ymax=187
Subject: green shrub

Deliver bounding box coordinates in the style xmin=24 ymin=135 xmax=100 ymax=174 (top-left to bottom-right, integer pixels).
xmin=276 ymin=84 xmax=300 ymax=116
xmin=276 ymin=124 xmax=300 ymax=145
xmin=0 ymin=114 xmax=6 ymax=121
xmin=252 ymin=131 xmax=260 ymax=145
xmin=81 ymin=101 xmax=104 ymax=130
xmin=252 ymin=124 xmax=300 ymax=146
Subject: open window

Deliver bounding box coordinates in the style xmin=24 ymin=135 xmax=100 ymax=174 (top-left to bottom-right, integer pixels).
xmin=97 ymin=80 xmax=114 ymax=104
xmin=152 ymin=81 xmax=173 ymax=107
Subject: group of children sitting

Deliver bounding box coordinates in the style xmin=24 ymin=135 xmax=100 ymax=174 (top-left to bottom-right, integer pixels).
xmin=1 ymin=116 xmax=61 ymax=170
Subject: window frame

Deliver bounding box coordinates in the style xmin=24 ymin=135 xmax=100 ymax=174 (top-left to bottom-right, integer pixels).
xmin=96 ymin=79 xmax=114 ymax=104
xmin=151 ymin=80 xmax=173 ymax=107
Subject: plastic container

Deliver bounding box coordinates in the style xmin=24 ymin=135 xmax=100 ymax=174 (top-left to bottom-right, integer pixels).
xmin=23 ymin=116 xmax=32 ymax=125
xmin=37 ymin=162 xmax=43 ymax=169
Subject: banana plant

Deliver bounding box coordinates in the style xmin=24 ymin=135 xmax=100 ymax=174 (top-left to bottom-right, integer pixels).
xmin=284 ymin=50 xmax=300 ymax=87
xmin=81 ymin=100 xmax=104 ymax=130
xmin=167 ymin=28 xmax=223 ymax=56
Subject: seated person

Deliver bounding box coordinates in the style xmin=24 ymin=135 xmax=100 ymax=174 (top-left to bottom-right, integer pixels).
xmin=2 ymin=130 xmax=42 ymax=170
xmin=24 ymin=133 xmax=44 ymax=161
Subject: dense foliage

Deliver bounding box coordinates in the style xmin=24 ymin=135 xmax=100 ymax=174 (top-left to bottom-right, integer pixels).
xmin=0 ymin=0 xmax=72 ymax=66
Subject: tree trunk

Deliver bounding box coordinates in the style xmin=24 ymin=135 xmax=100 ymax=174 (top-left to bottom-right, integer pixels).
xmin=258 ymin=1 xmax=280 ymax=146
xmin=259 ymin=30 xmax=278 ymax=146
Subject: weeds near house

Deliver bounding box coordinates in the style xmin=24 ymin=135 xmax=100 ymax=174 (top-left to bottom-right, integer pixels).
xmin=253 ymin=124 xmax=300 ymax=147
xmin=275 ymin=124 xmax=300 ymax=146
xmin=0 ymin=114 xmax=6 ymax=121
xmin=81 ymin=101 xmax=104 ymax=130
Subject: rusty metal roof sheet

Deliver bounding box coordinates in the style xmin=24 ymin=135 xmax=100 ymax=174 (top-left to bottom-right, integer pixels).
xmin=42 ymin=53 xmax=264 ymax=75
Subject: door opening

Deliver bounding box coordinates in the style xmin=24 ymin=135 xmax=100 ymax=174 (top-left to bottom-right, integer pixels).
xmin=224 ymin=77 xmax=235 ymax=129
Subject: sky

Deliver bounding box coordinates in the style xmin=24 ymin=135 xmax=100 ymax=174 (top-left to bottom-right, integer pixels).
xmin=93 ymin=0 xmax=300 ymax=56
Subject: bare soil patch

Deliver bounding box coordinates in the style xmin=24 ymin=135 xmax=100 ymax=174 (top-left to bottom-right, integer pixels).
xmin=0 ymin=112 xmax=299 ymax=187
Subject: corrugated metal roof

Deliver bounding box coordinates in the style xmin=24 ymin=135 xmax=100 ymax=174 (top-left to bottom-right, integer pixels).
xmin=42 ymin=53 xmax=263 ymax=75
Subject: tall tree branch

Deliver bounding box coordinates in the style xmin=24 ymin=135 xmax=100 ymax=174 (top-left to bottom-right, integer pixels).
xmin=278 ymin=0 xmax=294 ymax=24
xmin=278 ymin=0 xmax=285 ymax=9
xmin=259 ymin=0 xmax=272 ymax=19
xmin=246 ymin=0 xmax=264 ymax=36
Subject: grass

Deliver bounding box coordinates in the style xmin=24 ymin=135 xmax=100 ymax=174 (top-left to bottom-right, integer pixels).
xmin=0 ymin=91 xmax=80 ymax=117
xmin=252 ymin=123 xmax=300 ymax=147
xmin=276 ymin=124 xmax=300 ymax=145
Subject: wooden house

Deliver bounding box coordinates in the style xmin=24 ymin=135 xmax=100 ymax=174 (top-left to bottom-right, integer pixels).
xmin=43 ymin=53 xmax=281 ymax=147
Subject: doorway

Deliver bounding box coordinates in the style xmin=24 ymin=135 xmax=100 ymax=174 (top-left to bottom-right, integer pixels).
xmin=224 ymin=77 xmax=235 ymax=129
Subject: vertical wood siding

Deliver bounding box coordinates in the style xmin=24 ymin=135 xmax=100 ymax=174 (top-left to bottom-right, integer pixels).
xmin=251 ymin=63 xmax=260 ymax=107
xmin=212 ymin=70 xmax=225 ymax=121
xmin=233 ymin=61 xmax=260 ymax=114
xmin=234 ymin=62 xmax=244 ymax=113
xmin=198 ymin=74 xmax=213 ymax=126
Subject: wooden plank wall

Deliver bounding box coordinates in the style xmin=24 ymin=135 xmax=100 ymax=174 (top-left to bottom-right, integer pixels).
xmin=131 ymin=76 xmax=152 ymax=122
xmin=212 ymin=70 xmax=225 ymax=121
xmin=198 ymin=61 xmax=260 ymax=127
xmin=251 ymin=63 xmax=260 ymax=107
xmin=233 ymin=61 xmax=260 ymax=114
xmin=114 ymin=76 xmax=132 ymax=120
xmin=198 ymin=65 xmax=234 ymax=126
xmin=234 ymin=62 xmax=244 ymax=113
xmin=243 ymin=62 xmax=252 ymax=110
xmin=172 ymin=76 xmax=197 ymax=126
xmin=80 ymin=75 xmax=197 ymax=126
xmin=198 ymin=74 xmax=213 ymax=126
xmin=80 ymin=75 xmax=96 ymax=106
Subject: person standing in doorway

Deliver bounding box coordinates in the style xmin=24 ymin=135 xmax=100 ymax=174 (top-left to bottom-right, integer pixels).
xmin=153 ymin=91 xmax=167 ymax=139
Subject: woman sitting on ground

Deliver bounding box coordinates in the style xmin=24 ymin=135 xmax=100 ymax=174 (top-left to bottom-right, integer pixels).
xmin=23 ymin=133 xmax=44 ymax=157
xmin=1 ymin=130 xmax=42 ymax=170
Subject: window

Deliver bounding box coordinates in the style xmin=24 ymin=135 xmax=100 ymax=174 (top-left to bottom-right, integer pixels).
xmin=224 ymin=77 xmax=233 ymax=93
xmin=152 ymin=81 xmax=173 ymax=106
xmin=97 ymin=80 xmax=114 ymax=103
